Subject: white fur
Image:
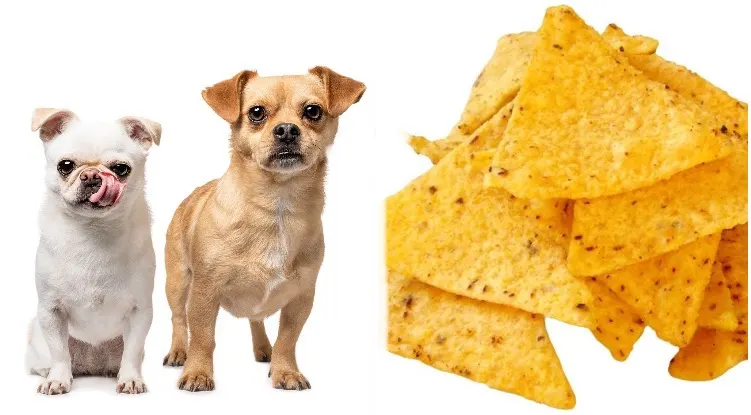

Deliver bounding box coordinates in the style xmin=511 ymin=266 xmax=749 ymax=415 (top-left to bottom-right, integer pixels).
xmin=26 ymin=114 xmax=157 ymax=394
xmin=263 ymin=195 xmax=291 ymax=269
xmin=252 ymin=195 xmax=292 ymax=317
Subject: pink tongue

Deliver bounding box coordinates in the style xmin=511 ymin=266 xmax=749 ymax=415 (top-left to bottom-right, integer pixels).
xmin=88 ymin=172 xmax=126 ymax=206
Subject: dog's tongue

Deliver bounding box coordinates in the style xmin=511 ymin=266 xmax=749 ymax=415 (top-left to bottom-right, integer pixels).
xmin=89 ymin=172 xmax=126 ymax=206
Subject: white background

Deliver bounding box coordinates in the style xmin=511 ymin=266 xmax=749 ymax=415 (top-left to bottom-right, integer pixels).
xmin=0 ymin=0 xmax=748 ymax=414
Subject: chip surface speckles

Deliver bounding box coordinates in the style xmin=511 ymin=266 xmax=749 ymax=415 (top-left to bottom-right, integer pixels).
xmin=669 ymin=225 xmax=748 ymax=380
xmin=698 ymin=261 xmax=738 ymax=332
xmin=592 ymin=234 xmax=720 ymax=347
xmin=387 ymin=101 xmax=644 ymax=360
xmin=568 ymin=147 xmax=748 ymax=277
xmin=486 ymin=6 xmax=733 ymax=199
xmin=584 ymin=280 xmax=645 ymax=360
xmin=387 ymin=271 xmax=576 ymax=409
xmin=607 ymin=27 xmax=747 ymax=140
xmin=453 ymin=32 xmax=536 ymax=135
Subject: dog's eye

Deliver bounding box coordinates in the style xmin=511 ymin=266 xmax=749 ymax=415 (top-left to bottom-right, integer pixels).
xmin=57 ymin=160 xmax=76 ymax=176
xmin=248 ymin=106 xmax=267 ymax=123
xmin=110 ymin=163 xmax=131 ymax=178
xmin=303 ymin=104 xmax=323 ymax=121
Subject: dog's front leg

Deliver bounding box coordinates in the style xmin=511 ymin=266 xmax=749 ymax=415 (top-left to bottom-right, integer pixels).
xmin=270 ymin=289 xmax=314 ymax=390
xmin=250 ymin=320 xmax=273 ymax=362
xmin=178 ymin=277 xmax=219 ymax=392
xmin=36 ymin=305 xmax=72 ymax=395
xmin=117 ymin=305 xmax=152 ymax=394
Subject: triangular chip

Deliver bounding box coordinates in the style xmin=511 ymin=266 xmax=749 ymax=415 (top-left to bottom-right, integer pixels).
xmin=485 ymin=6 xmax=733 ymax=199
xmin=387 ymin=271 xmax=576 ymax=409
xmin=452 ymin=32 xmax=536 ymax=135
xmin=584 ymin=280 xmax=646 ymax=361
xmin=568 ymin=29 xmax=748 ymax=276
xmin=602 ymin=24 xmax=658 ymax=55
xmin=669 ymin=225 xmax=748 ymax=380
xmin=408 ymin=133 xmax=469 ymax=164
xmin=409 ymin=79 xmax=522 ymax=165
xmin=590 ymin=234 xmax=720 ymax=346
xmin=698 ymin=260 xmax=739 ymax=331
xmin=568 ymin=145 xmax=748 ymax=276
xmin=604 ymin=26 xmax=748 ymax=139
xmin=567 ymin=31 xmax=749 ymax=276
xmin=387 ymin=102 xmax=644 ymax=360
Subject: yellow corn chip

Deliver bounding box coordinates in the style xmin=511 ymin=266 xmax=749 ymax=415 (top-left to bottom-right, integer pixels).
xmin=602 ymin=23 xmax=658 ymax=55
xmin=408 ymin=133 xmax=468 ymax=164
xmin=568 ymin=28 xmax=749 ymax=276
xmin=591 ymin=234 xmax=720 ymax=347
xmin=669 ymin=225 xmax=748 ymax=380
xmin=453 ymin=32 xmax=536 ymax=135
xmin=584 ymin=280 xmax=646 ymax=361
xmin=698 ymin=261 xmax=739 ymax=331
xmin=387 ymin=271 xmax=576 ymax=409
xmin=486 ymin=6 xmax=733 ymax=199
xmin=605 ymin=26 xmax=748 ymax=139
xmin=387 ymin=101 xmax=644 ymax=360
xmin=568 ymin=146 xmax=748 ymax=276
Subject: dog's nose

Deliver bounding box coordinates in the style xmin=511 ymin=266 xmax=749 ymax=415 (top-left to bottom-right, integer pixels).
xmin=79 ymin=168 xmax=102 ymax=188
xmin=273 ymin=123 xmax=300 ymax=144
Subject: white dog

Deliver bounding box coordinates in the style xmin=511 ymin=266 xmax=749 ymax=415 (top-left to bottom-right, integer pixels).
xmin=25 ymin=108 xmax=160 ymax=395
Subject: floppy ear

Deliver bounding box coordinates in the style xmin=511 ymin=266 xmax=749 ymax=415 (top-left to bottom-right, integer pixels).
xmin=309 ymin=66 xmax=366 ymax=117
xmin=119 ymin=116 xmax=162 ymax=149
xmin=31 ymin=108 xmax=78 ymax=142
xmin=201 ymin=70 xmax=257 ymax=124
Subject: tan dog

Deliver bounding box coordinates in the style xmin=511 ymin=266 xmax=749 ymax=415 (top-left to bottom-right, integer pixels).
xmin=163 ymin=67 xmax=365 ymax=392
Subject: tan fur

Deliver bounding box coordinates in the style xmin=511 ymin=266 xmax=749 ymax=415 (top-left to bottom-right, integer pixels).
xmin=163 ymin=67 xmax=364 ymax=392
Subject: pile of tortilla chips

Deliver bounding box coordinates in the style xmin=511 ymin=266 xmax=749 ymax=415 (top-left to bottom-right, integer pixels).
xmin=387 ymin=5 xmax=747 ymax=410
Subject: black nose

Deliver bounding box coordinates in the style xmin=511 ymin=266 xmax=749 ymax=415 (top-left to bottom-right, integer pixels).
xmin=273 ymin=123 xmax=300 ymax=144
xmin=79 ymin=169 xmax=102 ymax=189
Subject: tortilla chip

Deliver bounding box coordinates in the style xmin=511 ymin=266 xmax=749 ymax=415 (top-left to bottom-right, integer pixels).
xmin=387 ymin=101 xmax=645 ymax=360
xmin=567 ymin=30 xmax=749 ymax=276
xmin=568 ymin=146 xmax=748 ymax=276
xmin=592 ymin=234 xmax=720 ymax=347
xmin=453 ymin=32 xmax=536 ymax=135
xmin=409 ymin=103 xmax=523 ymax=165
xmin=669 ymin=225 xmax=748 ymax=380
xmin=602 ymin=23 xmax=658 ymax=55
xmin=605 ymin=26 xmax=748 ymax=139
xmin=485 ymin=6 xmax=733 ymax=199
xmin=698 ymin=261 xmax=739 ymax=331
xmin=387 ymin=271 xmax=576 ymax=409
xmin=408 ymin=133 xmax=468 ymax=164
xmin=584 ymin=280 xmax=646 ymax=360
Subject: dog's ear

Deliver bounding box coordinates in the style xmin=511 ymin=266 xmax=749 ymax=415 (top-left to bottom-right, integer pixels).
xmin=31 ymin=108 xmax=78 ymax=142
xmin=309 ymin=66 xmax=366 ymax=117
xmin=119 ymin=116 xmax=162 ymax=149
xmin=202 ymin=70 xmax=258 ymax=124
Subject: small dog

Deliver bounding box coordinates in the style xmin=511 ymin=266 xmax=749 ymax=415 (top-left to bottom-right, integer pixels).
xmin=25 ymin=108 xmax=161 ymax=394
xmin=163 ymin=67 xmax=365 ymax=391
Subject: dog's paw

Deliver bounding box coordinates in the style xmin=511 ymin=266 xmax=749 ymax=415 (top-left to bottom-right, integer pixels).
xmin=37 ymin=379 xmax=71 ymax=395
xmin=116 ymin=378 xmax=147 ymax=394
xmin=163 ymin=348 xmax=187 ymax=367
xmin=271 ymin=369 xmax=311 ymax=391
xmin=177 ymin=370 xmax=215 ymax=392
xmin=254 ymin=344 xmax=272 ymax=363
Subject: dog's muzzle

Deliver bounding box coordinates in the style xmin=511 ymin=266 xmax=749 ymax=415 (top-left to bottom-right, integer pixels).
xmin=80 ymin=169 xmax=126 ymax=207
